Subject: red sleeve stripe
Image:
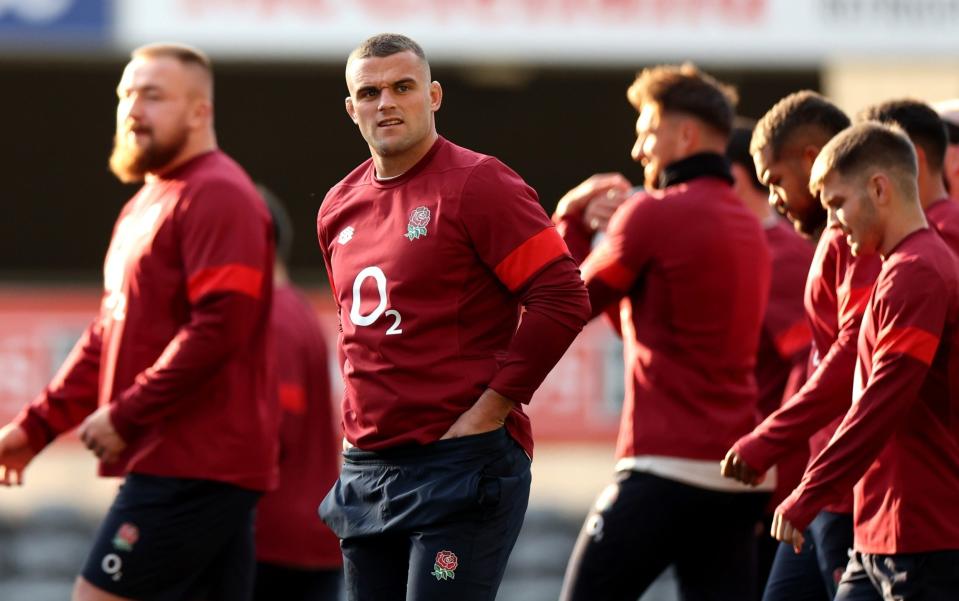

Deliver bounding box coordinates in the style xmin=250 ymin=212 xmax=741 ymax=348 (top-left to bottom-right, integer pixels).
xmin=840 ymin=285 xmax=872 ymax=325
xmin=874 ymin=325 xmax=940 ymax=366
xmin=774 ymin=319 xmax=812 ymax=358
xmin=494 ymin=227 xmax=570 ymax=291
xmin=581 ymin=247 xmax=636 ymax=292
xmin=278 ymin=383 xmax=307 ymax=415
xmin=187 ymin=264 xmax=263 ymax=303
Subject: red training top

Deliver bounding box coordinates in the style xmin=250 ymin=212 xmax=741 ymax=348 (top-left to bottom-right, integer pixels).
xmin=562 ymin=153 xmax=770 ymax=462
xmin=256 ymin=284 xmax=342 ymax=568
xmin=758 ymin=218 xmax=814 ymax=509
xmin=734 ymin=224 xmax=880 ymax=514
xmin=780 ymin=228 xmax=959 ymax=554
xmin=317 ymin=136 xmax=590 ymax=457
xmin=16 ymin=150 xmax=278 ymax=491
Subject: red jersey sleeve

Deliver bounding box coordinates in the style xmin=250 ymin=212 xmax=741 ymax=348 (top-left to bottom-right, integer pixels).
xmin=109 ymin=179 xmax=273 ymax=441
xmin=780 ymin=260 xmax=946 ymax=531
xmin=734 ymin=250 xmax=880 ymax=473
xmin=459 ymin=159 xmax=570 ymax=293
xmin=14 ymin=319 xmax=103 ymax=452
xmin=555 ymin=213 xmax=594 ymax=264
xmin=459 ymin=159 xmax=590 ymax=403
xmin=579 ymin=193 xmax=654 ymax=319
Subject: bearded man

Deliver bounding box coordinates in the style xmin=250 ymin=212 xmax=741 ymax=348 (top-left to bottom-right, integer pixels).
xmin=0 ymin=43 xmax=277 ymax=601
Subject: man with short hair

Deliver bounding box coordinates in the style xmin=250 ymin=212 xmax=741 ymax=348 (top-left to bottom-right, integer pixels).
xmin=316 ymin=33 xmax=590 ymax=601
xmin=774 ymin=122 xmax=959 ymax=601
xmin=932 ymin=99 xmax=959 ymax=200
xmin=0 ymin=43 xmax=276 ymax=601
xmin=556 ymin=63 xmax=771 ymax=601
xmin=859 ymin=99 xmax=959 ymax=254
xmin=727 ymin=121 xmax=815 ymax=594
xmin=721 ymin=91 xmax=874 ymax=601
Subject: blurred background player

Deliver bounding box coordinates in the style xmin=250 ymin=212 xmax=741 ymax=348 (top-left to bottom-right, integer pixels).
xmin=254 ymin=186 xmax=343 ymax=601
xmin=316 ymin=33 xmax=590 ymax=601
xmin=721 ymin=90 xmax=872 ymax=601
xmin=775 ymin=122 xmax=959 ymax=601
xmin=0 ymin=43 xmax=276 ymax=601
xmin=726 ymin=120 xmax=815 ymax=595
xmin=556 ymin=63 xmax=772 ymax=601
xmin=932 ymin=99 xmax=959 ymax=201
xmin=858 ymin=99 xmax=959 ymax=255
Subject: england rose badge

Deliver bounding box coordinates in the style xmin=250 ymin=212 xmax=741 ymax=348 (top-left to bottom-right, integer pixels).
xmin=431 ymin=549 xmax=458 ymax=581
xmin=404 ymin=206 xmax=431 ymax=241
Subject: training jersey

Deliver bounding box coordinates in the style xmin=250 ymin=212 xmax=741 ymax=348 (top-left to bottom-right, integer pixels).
xmin=563 ymin=153 xmax=770 ymax=464
xmin=757 ymin=217 xmax=814 ymax=508
xmin=256 ymin=284 xmax=342 ymax=568
xmin=15 ymin=150 xmax=277 ymax=491
xmin=926 ymin=197 xmax=959 ymax=255
xmin=734 ymin=224 xmax=880 ymax=514
xmin=317 ymin=136 xmax=589 ymax=456
xmin=780 ymin=228 xmax=959 ymax=553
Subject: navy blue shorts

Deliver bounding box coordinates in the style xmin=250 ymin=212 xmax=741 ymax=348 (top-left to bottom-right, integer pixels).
xmin=81 ymin=473 xmax=260 ymax=601
xmin=320 ymin=428 xmax=531 ymax=601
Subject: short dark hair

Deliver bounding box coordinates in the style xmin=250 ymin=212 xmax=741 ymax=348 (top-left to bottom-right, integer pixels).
xmin=751 ymin=91 xmax=849 ymax=159
xmin=809 ymin=122 xmax=918 ymax=198
xmin=726 ymin=118 xmax=764 ymax=191
xmin=627 ymin=63 xmax=738 ymax=137
xmin=857 ymin=99 xmax=948 ymax=172
xmin=347 ymin=33 xmax=428 ymax=71
xmin=257 ymin=185 xmax=293 ymax=265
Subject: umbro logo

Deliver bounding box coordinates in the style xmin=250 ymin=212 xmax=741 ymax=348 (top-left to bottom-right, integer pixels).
xmin=338 ymin=226 xmax=355 ymax=245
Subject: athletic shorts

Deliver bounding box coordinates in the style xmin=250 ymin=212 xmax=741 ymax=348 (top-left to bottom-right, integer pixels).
xmin=320 ymin=427 xmax=531 ymax=601
xmin=81 ymin=473 xmax=260 ymax=601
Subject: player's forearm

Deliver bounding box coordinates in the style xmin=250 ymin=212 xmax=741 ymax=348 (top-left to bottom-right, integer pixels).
xmin=554 ymin=214 xmax=593 ymax=265
xmin=110 ymin=293 xmax=263 ymax=441
xmin=14 ymin=320 xmax=103 ymax=452
xmin=780 ymin=358 xmax=928 ymax=530
xmin=735 ymin=330 xmax=859 ymax=472
xmin=488 ymin=258 xmax=590 ymax=403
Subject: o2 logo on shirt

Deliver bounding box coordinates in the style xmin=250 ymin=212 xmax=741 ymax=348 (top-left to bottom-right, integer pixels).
xmin=348 ymin=266 xmax=403 ymax=335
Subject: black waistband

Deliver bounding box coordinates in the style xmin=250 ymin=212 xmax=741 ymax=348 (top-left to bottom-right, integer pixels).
xmin=343 ymin=428 xmax=510 ymax=465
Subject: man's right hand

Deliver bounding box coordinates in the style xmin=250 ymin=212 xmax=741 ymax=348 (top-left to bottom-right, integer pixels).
xmin=0 ymin=424 xmax=36 ymax=486
xmin=554 ymin=173 xmax=632 ymax=230
xmin=720 ymin=448 xmax=765 ymax=486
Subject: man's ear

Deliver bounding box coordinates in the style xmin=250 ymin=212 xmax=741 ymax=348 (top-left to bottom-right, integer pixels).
xmin=345 ymin=96 xmax=358 ymax=125
xmin=871 ymin=172 xmax=892 ymax=207
xmin=678 ymin=118 xmax=700 ymax=154
xmin=800 ymin=144 xmax=821 ymax=174
xmin=429 ymin=81 xmax=443 ymax=112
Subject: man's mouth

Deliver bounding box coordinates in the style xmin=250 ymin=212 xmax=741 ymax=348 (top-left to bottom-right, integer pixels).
xmin=378 ymin=118 xmax=403 ymax=127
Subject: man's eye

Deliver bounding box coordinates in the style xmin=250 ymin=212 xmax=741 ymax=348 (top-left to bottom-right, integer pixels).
xmin=397 ymin=84 xmax=409 ymax=92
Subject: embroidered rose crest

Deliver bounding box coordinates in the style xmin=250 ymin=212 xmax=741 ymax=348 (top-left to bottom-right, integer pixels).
xmin=112 ymin=522 xmax=139 ymax=552
xmin=405 ymin=206 xmax=431 ymax=241
xmin=431 ymin=550 xmax=458 ymax=581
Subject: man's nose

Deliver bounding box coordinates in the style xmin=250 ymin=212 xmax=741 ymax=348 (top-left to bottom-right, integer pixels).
xmin=378 ymin=88 xmax=397 ymax=110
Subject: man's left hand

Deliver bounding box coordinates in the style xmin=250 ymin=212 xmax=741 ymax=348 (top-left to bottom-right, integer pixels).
xmin=440 ymin=389 xmax=515 ymax=440
xmin=771 ymin=510 xmax=805 ymax=554
xmin=78 ymin=405 xmax=126 ymax=463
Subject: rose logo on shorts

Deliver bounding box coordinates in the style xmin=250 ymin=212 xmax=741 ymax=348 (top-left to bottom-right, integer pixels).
xmin=404 ymin=206 xmax=431 ymax=241
xmin=112 ymin=522 xmax=139 ymax=552
xmin=430 ymin=550 xmax=458 ymax=581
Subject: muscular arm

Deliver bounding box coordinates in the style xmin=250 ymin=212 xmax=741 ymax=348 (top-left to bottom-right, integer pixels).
xmin=14 ymin=319 xmax=103 ymax=452
xmin=733 ymin=253 xmax=879 ymax=473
